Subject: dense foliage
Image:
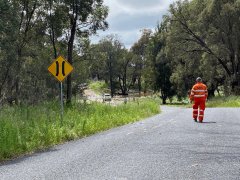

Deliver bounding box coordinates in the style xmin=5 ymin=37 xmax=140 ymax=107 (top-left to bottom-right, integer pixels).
xmin=0 ymin=0 xmax=108 ymax=105
xmin=0 ymin=0 xmax=239 ymax=105
xmin=167 ymin=0 xmax=240 ymax=97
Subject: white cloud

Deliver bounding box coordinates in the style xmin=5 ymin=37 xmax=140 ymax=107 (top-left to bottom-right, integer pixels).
xmin=91 ymin=29 xmax=140 ymax=49
xmin=91 ymin=0 xmax=177 ymax=48
xmin=105 ymin=0 xmax=175 ymax=16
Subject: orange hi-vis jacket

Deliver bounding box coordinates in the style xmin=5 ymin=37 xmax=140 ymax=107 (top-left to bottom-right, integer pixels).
xmin=190 ymin=82 xmax=208 ymax=101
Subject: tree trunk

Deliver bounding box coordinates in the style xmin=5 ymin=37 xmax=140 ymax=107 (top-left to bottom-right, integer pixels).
xmin=138 ymin=76 xmax=141 ymax=96
xmin=15 ymin=77 xmax=20 ymax=105
xmin=15 ymin=48 xmax=22 ymax=105
xmin=207 ymin=83 xmax=216 ymax=98
xmin=123 ymin=69 xmax=128 ymax=95
xmin=66 ymin=16 xmax=77 ymax=105
xmin=231 ymin=74 xmax=240 ymax=95
xmin=208 ymin=88 xmax=215 ymax=98
xmin=109 ymin=62 xmax=114 ymax=97
xmin=119 ymin=77 xmax=124 ymax=95
xmin=162 ymin=96 xmax=167 ymax=104
xmin=231 ymin=55 xmax=240 ymax=95
xmin=49 ymin=0 xmax=57 ymax=59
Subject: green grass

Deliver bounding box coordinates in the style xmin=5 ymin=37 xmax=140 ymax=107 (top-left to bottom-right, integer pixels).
xmin=180 ymin=96 xmax=240 ymax=108
xmin=0 ymin=98 xmax=160 ymax=161
xmin=206 ymin=96 xmax=240 ymax=107
xmin=88 ymin=81 xmax=108 ymax=94
xmin=161 ymin=95 xmax=240 ymax=108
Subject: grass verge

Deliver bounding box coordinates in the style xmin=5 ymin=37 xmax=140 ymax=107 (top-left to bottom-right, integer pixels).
xmin=162 ymin=96 xmax=240 ymax=108
xmin=0 ymin=98 xmax=160 ymax=161
xmin=206 ymin=96 xmax=240 ymax=107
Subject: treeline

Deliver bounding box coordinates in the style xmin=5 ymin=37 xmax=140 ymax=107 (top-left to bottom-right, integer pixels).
xmin=150 ymin=0 xmax=240 ymax=103
xmin=1 ymin=0 xmax=239 ymax=105
xmin=0 ymin=0 xmax=108 ymax=105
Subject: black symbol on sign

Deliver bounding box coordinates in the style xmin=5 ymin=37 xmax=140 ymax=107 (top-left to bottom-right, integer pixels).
xmin=56 ymin=61 xmax=66 ymax=76
xmin=56 ymin=61 xmax=59 ymax=76
xmin=62 ymin=61 xmax=65 ymax=76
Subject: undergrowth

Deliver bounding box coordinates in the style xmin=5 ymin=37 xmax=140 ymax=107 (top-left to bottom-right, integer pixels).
xmin=0 ymin=98 xmax=160 ymax=161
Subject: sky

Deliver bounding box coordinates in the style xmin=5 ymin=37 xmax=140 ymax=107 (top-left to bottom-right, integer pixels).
xmin=91 ymin=0 xmax=177 ymax=48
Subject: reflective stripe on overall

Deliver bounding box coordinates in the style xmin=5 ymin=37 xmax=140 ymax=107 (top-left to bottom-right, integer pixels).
xmin=190 ymin=82 xmax=208 ymax=121
xmin=193 ymin=97 xmax=206 ymax=121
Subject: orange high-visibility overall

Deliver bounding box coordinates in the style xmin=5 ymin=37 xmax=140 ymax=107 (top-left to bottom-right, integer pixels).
xmin=190 ymin=82 xmax=208 ymax=122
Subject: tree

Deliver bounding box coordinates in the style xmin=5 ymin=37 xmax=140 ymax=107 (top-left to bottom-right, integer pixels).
xmin=117 ymin=50 xmax=135 ymax=95
xmin=131 ymin=29 xmax=152 ymax=95
xmin=0 ymin=0 xmax=109 ymax=105
xmin=0 ymin=0 xmax=14 ymax=103
xmin=156 ymin=53 xmax=175 ymax=104
xmin=168 ymin=0 xmax=240 ymax=95
xmin=58 ymin=0 xmax=109 ymax=104
xmin=86 ymin=43 xmax=106 ymax=80
xmin=98 ymin=35 xmax=123 ymax=97
xmin=146 ymin=23 xmax=175 ymax=104
xmin=0 ymin=0 xmax=47 ymax=104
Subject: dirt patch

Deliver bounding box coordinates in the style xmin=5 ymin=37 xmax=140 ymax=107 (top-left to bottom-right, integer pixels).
xmin=82 ymin=89 xmax=140 ymax=106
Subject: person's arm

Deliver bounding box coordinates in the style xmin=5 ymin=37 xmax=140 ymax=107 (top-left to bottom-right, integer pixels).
xmin=190 ymin=87 xmax=194 ymax=103
xmin=205 ymin=85 xmax=208 ymax=101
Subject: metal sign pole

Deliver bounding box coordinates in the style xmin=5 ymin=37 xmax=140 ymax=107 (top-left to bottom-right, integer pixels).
xmin=60 ymin=82 xmax=64 ymax=125
xmin=48 ymin=56 xmax=73 ymax=126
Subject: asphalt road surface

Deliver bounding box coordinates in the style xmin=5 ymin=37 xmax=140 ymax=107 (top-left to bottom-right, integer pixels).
xmin=1 ymin=106 xmax=240 ymax=180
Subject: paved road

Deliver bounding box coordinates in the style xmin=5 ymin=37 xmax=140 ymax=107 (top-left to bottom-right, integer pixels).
xmin=1 ymin=106 xmax=240 ymax=180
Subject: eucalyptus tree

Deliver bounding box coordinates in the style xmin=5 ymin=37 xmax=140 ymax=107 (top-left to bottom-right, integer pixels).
xmin=55 ymin=0 xmax=109 ymax=104
xmin=98 ymin=35 xmax=123 ymax=97
xmin=168 ymin=0 xmax=240 ymax=95
xmin=45 ymin=0 xmax=69 ymax=59
xmin=0 ymin=0 xmax=47 ymax=104
xmin=116 ymin=50 xmax=135 ymax=95
xmin=0 ymin=0 xmax=15 ymax=104
xmin=85 ymin=43 xmax=107 ymax=80
xmin=146 ymin=23 xmax=175 ymax=104
xmin=131 ymin=29 xmax=152 ymax=95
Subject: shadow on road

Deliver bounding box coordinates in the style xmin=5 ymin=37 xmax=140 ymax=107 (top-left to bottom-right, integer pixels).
xmin=0 ymin=148 xmax=59 ymax=166
xmin=200 ymin=121 xmax=217 ymax=124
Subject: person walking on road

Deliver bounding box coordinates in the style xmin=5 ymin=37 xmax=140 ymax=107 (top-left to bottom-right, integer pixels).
xmin=190 ymin=77 xmax=208 ymax=123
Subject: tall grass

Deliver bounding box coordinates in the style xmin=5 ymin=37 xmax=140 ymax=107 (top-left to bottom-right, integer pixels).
xmin=173 ymin=96 xmax=240 ymax=108
xmin=0 ymin=98 xmax=160 ymax=161
xmin=206 ymin=96 xmax=240 ymax=107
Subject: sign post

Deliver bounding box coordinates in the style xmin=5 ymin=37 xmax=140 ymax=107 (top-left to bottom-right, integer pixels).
xmin=48 ymin=55 xmax=73 ymax=125
xmin=60 ymin=82 xmax=64 ymax=124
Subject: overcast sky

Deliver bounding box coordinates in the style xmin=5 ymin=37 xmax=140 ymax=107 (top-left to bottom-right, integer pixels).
xmin=91 ymin=0 xmax=176 ymax=48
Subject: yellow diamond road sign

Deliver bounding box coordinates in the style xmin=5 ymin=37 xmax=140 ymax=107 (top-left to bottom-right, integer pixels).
xmin=48 ymin=56 xmax=73 ymax=82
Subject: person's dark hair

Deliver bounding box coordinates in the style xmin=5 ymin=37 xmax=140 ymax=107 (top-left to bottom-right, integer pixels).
xmin=196 ymin=77 xmax=202 ymax=82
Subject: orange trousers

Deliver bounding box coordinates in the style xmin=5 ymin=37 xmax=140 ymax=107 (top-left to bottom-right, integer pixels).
xmin=193 ymin=97 xmax=206 ymax=122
